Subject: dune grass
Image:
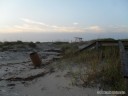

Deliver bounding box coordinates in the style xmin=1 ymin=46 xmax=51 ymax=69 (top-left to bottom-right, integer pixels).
xmin=55 ymin=44 xmax=126 ymax=91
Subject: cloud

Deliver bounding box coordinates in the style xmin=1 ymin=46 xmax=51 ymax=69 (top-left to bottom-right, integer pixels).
xmin=20 ymin=18 xmax=49 ymax=26
xmin=0 ymin=18 xmax=127 ymax=33
xmin=73 ymin=22 xmax=78 ymax=25
xmin=103 ymin=25 xmax=128 ymax=33
xmin=86 ymin=26 xmax=103 ymax=32
xmin=0 ymin=18 xmax=88 ymax=33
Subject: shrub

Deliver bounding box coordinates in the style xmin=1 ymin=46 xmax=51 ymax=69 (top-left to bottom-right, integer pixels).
xmin=16 ymin=40 xmax=23 ymax=44
xmin=28 ymin=42 xmax=36 ymax=48
xmin=36 ymin=41 xmax=41 ymax=44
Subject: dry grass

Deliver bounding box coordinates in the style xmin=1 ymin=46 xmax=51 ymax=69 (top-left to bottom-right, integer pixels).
xmin=56 ymin=44 xmax=126 ymax=91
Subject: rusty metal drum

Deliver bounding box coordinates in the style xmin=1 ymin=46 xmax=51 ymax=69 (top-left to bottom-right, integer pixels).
xmin=30 ymin=52 xmax=42 ymax=67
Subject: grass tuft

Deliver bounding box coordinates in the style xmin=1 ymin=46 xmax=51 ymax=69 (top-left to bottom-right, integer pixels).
xmin=55 ymin=45 xmax=126 ymax=91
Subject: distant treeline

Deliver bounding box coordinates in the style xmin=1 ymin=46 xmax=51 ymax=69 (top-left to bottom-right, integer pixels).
xmin=0 ymin=38 xmax=127 ymax=45
xmin=90 ymin=38 xmax=128 ymax=42
xmin=0 ymin=41 xmax=38 ymax=51
xmin=0 ymin=40 xmax=41 ymax=45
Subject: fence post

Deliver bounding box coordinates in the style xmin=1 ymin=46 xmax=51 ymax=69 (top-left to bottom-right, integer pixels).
xmin=30 ymin=52 xmax=42 ymax=67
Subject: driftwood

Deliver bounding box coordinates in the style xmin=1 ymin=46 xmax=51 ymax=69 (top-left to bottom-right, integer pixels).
xmin=6 ymin=72 xmax=47 ymax=81
xmin=1 ymin=69 xmax=49 ymax=81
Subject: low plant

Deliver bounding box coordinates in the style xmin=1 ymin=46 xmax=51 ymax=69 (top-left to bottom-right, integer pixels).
xmin=28 ymin=42 xmax=37 ymax=48
xmin=57 ymin=45 xmax=126 ymax=91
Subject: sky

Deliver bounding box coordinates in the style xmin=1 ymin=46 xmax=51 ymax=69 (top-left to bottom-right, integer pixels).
xmin=0 ymin=0 xmax=128 ymax=42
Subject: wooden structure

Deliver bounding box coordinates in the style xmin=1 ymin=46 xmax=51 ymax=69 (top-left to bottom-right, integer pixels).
xmin=78 ymin=40 xmax=128 ymax=52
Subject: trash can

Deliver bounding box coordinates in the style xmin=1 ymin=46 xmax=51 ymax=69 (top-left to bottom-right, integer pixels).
xmin=30 ymin=52 xmax=42 ymax=67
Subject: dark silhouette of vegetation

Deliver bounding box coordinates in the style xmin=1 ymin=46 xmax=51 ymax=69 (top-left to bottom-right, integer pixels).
xmin=36 ymin=41 xmax=41 ymax=44
xmin=53 ymin=41 xmax=69 ymax=45
xmin=28 ymin=42 xmax=37 ymax=48
xmin=92 ymin=38 xmax=115 ymax=42
xmin=16 ymin=40 xmax=24 ymax=44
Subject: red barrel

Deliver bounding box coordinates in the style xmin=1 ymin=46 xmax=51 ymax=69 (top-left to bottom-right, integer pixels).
xmin=30 ymin=52 xmax=42 ymax=67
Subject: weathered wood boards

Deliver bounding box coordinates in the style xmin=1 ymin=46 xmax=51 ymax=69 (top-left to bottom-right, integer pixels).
xmin=78 ymin=41 xmax=96 ymax=52
xmin=78 ymin=40 xmax=128 ymax=52
xmin=119 ymin=41 xmax=128 ymax=78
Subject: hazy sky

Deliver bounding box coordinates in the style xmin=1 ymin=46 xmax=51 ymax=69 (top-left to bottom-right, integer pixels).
xmin=0 ymin=0 xmax=128 ymax=41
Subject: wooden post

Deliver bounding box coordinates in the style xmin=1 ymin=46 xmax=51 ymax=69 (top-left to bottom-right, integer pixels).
xmin=30 ymin=52 xmax=42 ymax=67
